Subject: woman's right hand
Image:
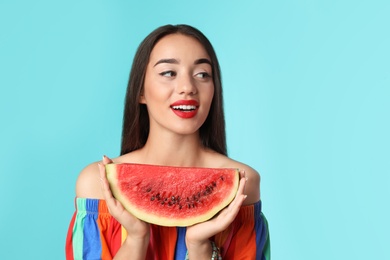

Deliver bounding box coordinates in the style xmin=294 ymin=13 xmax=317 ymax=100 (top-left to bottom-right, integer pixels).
xmin=98 ymin=155 xmax=150 ymax=240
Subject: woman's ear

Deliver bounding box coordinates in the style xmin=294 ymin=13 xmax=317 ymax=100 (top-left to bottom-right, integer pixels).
xmin=139 ymin=93 xmax=146 ymax=104
xmin=138 ymin=89 xmax=146 ymax=104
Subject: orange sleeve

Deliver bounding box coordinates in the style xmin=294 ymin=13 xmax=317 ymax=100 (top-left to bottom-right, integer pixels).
xmin=214 ymin=201 xmax=270 ymax=260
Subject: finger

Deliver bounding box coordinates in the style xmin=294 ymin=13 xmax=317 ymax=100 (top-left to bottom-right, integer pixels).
xmin=100 ymin=156 xmax=116 ymax=201
xmin=239 ymin=169 xmax=246 ymax=180
xmin=210 ymin=197 xmax=245 ymax=232
xmin=98 ymin=163 xmax=110 ymax=194
xmin=236 ymin=171 xmax=247 ymax=197
xmin=103 ymin=155 xmax=113 ymax=165
xmin=226 ymin=176 xmax=247 ymax=211
xmin=99 ymin=156 xmax=114 ymax=197
xmin=227 ymin=193 xmax=246 ymax=217
xmin=227 ymin=194 xmax=246 ymax=214
xmin=98 ymin=163 xmax=117 ymax=205
xmin=239 ymin=169 xmax=247 ymax=193
xmin=98 ymin=162 xmax=108 ymax=186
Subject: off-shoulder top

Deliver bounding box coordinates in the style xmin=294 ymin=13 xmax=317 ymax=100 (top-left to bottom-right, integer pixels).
xmin=66 ymin=198 xmax=270 ymax=260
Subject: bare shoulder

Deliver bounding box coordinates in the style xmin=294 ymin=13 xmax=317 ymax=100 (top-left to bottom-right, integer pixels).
xmin=207 ymin=152 xmax=261 ymax=205
xmin=75 ymin=161 xmax=104 ymax=199
xmin=75 ymin=153 xmax=139 ymax=199
xmin=225 ymin=159 xmax=261 ymax=205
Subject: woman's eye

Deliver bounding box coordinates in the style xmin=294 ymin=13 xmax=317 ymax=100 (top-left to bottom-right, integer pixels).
xmin=159 ymin=71 xmax=176 ymax=77
xmin=195 ymin=72 xmax=211 ymax=79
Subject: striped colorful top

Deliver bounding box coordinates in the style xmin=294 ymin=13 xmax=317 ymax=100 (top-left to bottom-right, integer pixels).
xmin=66 ymin=198 xmax=270 ymax=260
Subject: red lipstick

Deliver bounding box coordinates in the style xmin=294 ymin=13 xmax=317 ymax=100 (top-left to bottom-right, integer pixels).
xmin=170 ymin=100 xmax=199 ymax=119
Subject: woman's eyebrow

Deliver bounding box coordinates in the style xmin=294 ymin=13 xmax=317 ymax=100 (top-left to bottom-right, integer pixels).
xmin=153 ymin=58 xmax=211 ymax=67
xmin=194 ymin=58 xmax=212 ymax=65
xmin=154 ymin=58 xmax=179 ymax=67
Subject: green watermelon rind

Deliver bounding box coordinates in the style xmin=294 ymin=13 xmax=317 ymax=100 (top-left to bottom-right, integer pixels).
xmin=106 ymin=163 xmax=239 ymax=227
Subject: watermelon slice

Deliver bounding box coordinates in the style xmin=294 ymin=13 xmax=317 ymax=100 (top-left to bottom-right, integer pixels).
xmin=106 ymin=163 xmax=239 ymax=227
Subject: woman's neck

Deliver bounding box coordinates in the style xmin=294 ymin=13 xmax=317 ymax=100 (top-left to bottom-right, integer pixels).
xmin=138 ymin=132 xmax=207 ymax=167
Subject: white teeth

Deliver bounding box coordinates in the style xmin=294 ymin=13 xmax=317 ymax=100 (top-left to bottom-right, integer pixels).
xmin=172 ymin=105 xmax=196 ymax=110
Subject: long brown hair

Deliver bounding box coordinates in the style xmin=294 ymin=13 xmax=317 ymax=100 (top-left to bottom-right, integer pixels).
xmin=120 ymin=24 xmax=226 ymax=156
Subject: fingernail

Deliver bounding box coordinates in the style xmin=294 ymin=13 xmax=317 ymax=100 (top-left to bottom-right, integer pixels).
xmin=245 ymin=177 xmax=248 ymax=182
xmin=244 ymin=195 xmax=248 ymax=199
xmin=103 ymin=155 xmax=107 ymax=160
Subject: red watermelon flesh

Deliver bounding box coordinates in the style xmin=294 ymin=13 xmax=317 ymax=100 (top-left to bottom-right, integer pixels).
xmin=106 ymin=163 xmax=239 ymax=227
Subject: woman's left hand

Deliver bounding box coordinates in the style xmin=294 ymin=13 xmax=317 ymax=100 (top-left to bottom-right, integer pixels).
xmin=185 ymin=170 xmax=247 ymax=255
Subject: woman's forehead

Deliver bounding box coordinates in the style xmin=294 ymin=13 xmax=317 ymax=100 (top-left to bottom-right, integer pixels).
xmin=149 ymin=34 xmax=210 ymax=64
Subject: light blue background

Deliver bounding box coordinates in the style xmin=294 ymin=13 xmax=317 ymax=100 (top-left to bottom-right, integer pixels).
xmin=1 ymin=0 xmax=389 ymax=259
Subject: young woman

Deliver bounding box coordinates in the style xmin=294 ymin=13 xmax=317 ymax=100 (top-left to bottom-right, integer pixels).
xmin=66 ymin=24 xmax=270 ymax=260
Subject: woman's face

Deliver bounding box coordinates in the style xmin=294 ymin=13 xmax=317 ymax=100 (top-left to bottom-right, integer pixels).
xmin=141 ymin=33 xmax=214 ymax=136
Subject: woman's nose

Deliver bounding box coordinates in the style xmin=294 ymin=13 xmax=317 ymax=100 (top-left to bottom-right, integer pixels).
xmin=176 ymin=74 xmax=197 ymax=95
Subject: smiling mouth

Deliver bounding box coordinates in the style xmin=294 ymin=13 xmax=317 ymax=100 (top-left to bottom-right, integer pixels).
xmin=171 ymin=105 xmax=197 ymax=111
